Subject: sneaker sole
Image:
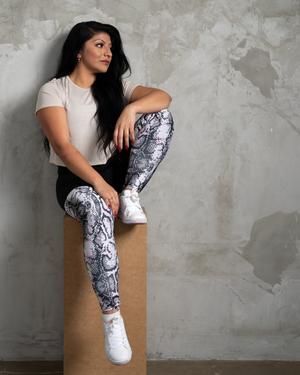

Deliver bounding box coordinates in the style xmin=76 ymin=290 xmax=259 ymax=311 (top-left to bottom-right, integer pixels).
xmin=120 ymin=217 xmax=147 ymax=225
xmin=107 ymin=352 xmax=132 ymax=366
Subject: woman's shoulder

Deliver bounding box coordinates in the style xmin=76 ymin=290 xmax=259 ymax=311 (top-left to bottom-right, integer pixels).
xmin=40 ymin=76 xmax=68 ymax=93
xmin=122 ymin=80 xmax=139 ymax=90
xmin=122 ymin=81 xmax=139 ymax=103
xmin=36 ymin=77 xmax=68 ymax=113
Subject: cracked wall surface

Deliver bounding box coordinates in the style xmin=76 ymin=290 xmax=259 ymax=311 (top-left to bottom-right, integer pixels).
xmin=0 ymin=0 xmax=300 ymax=360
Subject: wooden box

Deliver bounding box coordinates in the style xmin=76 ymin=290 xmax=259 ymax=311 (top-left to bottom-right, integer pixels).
xmin=64 ymin=214 xmax=147 ymax=375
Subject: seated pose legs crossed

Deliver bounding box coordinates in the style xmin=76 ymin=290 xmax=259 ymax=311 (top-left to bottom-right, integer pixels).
xmin=36 ymin=21 xmax=173 ymax=366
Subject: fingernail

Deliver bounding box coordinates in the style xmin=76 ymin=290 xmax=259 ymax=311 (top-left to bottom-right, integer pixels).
xmin=125 ymin=145 xmax=129 ymax=150
xmin=132 ymin=139 xmax=134 ymax=144
xmin=118 ymin=147 xmax=122 ymax=152
xmin=115 ymin=144 xmax=118 ymax=149
xmin=108 ymin=204 xmax=111 ymax=209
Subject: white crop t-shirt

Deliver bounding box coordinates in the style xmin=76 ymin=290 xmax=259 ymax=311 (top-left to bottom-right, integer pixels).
xmin=36 ymin=76 xmax=139 ymax=166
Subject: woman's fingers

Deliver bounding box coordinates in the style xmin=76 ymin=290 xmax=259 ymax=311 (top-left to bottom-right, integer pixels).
xmin=113 ymin=129 xmax=118 ymax=150
xmin=114 ymin=107 xmax=136 ymax=150
xmin=106 ymin=192 xmax=119 ymax=219
xmin=114 ymin=127 xmax=123 ymax=151
xmin=123 ymin=128 xmax=130 ymax=150
xmin=117 ymin=128 xmax=123 ymax=151
xmin=106 ymin=200 xmax=119 ymax=219
xmin=114 ymin=124 xmax=134 ymax=150
xmin=94 ymin=181 xmax=119 ymax=219
xmin=129 ymin=127 xmax=135 ymax=145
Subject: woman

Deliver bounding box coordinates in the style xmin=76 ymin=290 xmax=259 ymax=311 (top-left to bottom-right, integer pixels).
xmin=36 ymin=21 xmax=174 ymax=366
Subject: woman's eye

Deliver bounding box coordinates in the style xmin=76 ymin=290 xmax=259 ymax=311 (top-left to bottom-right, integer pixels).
xmin=96 ymin=43 xmax=104 ymax=48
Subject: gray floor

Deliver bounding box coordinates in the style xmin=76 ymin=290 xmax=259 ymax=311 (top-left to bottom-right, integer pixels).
xmin=147 ymin=360 xmax=300 ymax=375
xmin=0 ymin=360 xmax=300 ymax=375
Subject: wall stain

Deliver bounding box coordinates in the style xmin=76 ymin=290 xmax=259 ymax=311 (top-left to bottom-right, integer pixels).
xmin=230 ymin=48 xmax=279 ymax=98
xmin=237 ymin=38 xmax=247 ymax=49
xmin=214 ymin=122 xmax=236 ymax=239
xmin=241 ymin=212 xmax=300 ymax=286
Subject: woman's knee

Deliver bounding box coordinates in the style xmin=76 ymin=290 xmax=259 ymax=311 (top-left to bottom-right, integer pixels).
xmin=64 ymin=186 xmax=112 ymax=222
xmin=154 ymin=109 xmax=174 ymax=138
xmin=139 ymin=109 xmax=174 ymax=128
xmin=151 ymin=109 xmax=174 ymax=132
xmin=158 ymin=108 xmax=173 ymax=120
xmin=160 ymin=109 xmax=174 ymax=132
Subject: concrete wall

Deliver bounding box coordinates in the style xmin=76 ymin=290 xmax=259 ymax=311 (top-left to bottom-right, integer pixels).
xmin=1 ymin=0 xmax=300 ymax=361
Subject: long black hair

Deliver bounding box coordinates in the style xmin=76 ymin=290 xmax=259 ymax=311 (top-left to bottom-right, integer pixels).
xmin=44 ymin=21 xmax=131 ymax=155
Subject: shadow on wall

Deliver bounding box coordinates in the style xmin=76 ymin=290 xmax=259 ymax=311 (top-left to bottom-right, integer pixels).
xmin=241 ymin=212 xmax=300 ymax=286
xmin=1 ymin=32 xmax=67 ymax=355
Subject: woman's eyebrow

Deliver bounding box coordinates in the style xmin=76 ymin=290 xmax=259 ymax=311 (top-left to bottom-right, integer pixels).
xmin=93 ymin=38 xmax=112 ymax=47
xmin=93 ymin=38 xmax=105 ymax=43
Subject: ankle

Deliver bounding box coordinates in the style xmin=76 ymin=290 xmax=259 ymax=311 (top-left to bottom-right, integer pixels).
xmin=102 ymin=310 xmax=120 ymax=323
xmin=103 ymin=309 xmax=119 ymax=315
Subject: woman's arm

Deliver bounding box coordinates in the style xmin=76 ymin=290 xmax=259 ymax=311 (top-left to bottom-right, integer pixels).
xmin=37 ymin=107 xmax=120 ymax=216
xmin=129 ymin=86 xmax=172 ymax=113
xmin=114 ymin=86 xmax=172 ymax=150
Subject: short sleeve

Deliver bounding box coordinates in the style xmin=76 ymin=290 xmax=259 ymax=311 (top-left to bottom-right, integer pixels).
xmin=35 ymin=79 xmax=64 ymax=115
xmin=123 ymin=81 xmax=139 ymax=105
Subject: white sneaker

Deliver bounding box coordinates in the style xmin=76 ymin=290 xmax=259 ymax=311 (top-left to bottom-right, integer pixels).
xmin=102 ymin=312 xmax=132 ymax=366
xmin=119 ymin=189 xmax=147 ymax=224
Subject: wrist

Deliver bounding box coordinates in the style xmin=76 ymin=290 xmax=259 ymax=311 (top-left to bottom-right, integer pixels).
xmin=126 ymin=103 xmax=138 ymax=115
xmin=91 ymin=173 xmax=105 ymax=189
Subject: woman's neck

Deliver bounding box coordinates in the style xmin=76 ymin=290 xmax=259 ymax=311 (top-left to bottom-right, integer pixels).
xmin=69 ymin=67 xmax=96 ymax=88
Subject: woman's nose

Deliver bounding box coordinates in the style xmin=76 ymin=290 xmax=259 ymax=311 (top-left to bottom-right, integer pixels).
xmin=104 ymin=47 xmax=112 ymax=57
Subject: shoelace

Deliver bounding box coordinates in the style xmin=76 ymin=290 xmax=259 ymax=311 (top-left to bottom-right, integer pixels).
xmin=105 ymin=316 xmax=127 ymax=349
xmin=124 ymin=190 xmax=143 ymax=213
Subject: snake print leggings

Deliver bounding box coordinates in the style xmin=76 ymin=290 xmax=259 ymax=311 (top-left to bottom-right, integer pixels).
xmin=64 ymin=109 xmax=174 ymax=311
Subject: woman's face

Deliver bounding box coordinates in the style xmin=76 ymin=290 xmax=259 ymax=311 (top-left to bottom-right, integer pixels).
xmin=77 ymin=32 xmax=112 ymax=74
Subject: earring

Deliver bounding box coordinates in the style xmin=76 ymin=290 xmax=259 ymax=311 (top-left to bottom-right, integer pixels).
xmin=78 ymin=57 xmax=81 ymax=62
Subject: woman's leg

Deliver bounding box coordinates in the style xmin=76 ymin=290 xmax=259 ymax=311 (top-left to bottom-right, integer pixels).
xmin=64 ymin=185 xmax=120 ymax=311
xmin=124 ymin=109 xmax=174 ymax=192
xmin=64 ymin=185 xmax=132 ymax=365
xmin=119 ymin=109 xmax=174 ymax=224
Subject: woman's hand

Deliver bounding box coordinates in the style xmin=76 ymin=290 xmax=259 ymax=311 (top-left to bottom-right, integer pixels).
xmin=93 ymin=178 xmax=120 ymax=219
xmin=113 ymin=85 xmax=172 ymax=151
xmin=113 ymin=105 xmax=136 ymax=151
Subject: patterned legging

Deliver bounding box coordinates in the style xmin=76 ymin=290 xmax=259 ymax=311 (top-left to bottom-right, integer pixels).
xmin=64 ymin=109 xmax=174 ymax=311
